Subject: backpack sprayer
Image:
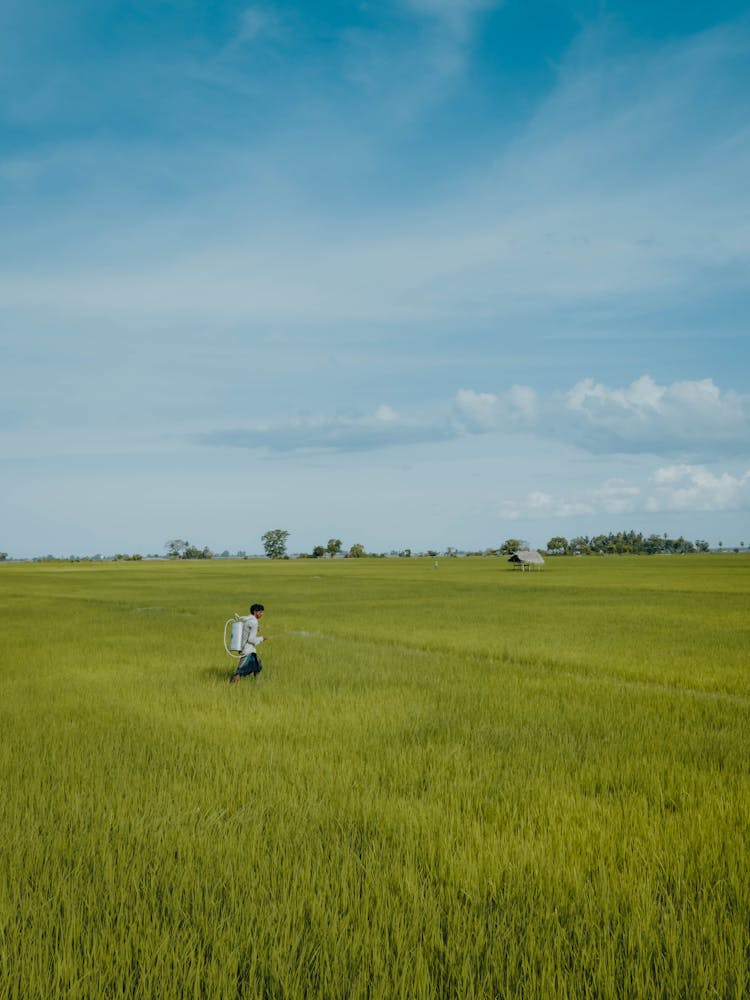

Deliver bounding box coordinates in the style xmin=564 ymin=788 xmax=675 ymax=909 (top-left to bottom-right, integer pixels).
xmin=223 ymin=613 xmax=312 ymax=659
xmin=224 ymin=613 xmax=246 ymax=659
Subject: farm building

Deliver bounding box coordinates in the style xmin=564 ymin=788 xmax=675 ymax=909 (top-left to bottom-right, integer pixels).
xmin=508 ymin=549 xmax=545 ymax=570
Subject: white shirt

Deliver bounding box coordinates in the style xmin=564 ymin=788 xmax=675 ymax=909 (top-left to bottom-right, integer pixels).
xmin=241 ymin=614 xmax=265 ymax=656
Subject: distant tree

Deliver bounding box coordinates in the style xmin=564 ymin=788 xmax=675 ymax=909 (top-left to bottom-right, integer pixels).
xmin=348 ymin=543 xmax=366 ymax=558
xmin=182 ymin=545 xmax=213 ymax=559
xmin=444 ymin=546 xmax=458 ymax=557
xmin=220 ymin=550 xmax=230 ymax=558
xmin=236 ymin=550 xmax=247 ymax=559
xmin=399 ymin=548 xmax=412 ymax=558
xmin=167 ymin=541 xmax=212 ymax=559
xmin=547 ymin=536 xmax=568 ymax=555
xmin=500 ymin=538 xmax=524 ymax=555
xmin=695 ymin=539 xmax=710 ymax=553
xmin=0 ymin=552 xmax=7 ymax=561
xmin=166 ymin=539 xmax=189 ymax=559
xmin=262 ymin=529 xmax=289 ymax=559
xmin=311 ymin=545 xmax=326 ymax=559
xmin=326 ymin=538 xmax=343 ymax=558
xmin=427 ymin=550 xmax=438 ymax=558
xmin=641 ymin=534 xmax=662 ymax=555
xmin=675 ymin=537 xmax=694 ymax=554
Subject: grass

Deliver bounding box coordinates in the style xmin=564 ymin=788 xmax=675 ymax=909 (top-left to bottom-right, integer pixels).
xmin=0 ymin=555 xmax=748 ymax=998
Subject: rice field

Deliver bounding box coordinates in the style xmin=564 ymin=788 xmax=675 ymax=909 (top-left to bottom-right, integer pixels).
xmin=0 ymin=555 xmax=748 ymax=999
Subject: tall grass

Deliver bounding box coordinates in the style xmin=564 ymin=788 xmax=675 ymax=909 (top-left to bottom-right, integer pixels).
xmin=0 ymin=556 xmax=748 ymax=998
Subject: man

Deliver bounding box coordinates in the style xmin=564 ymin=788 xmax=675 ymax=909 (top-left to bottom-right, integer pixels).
xmin=230 ymin=603 xmax=267 ymax=683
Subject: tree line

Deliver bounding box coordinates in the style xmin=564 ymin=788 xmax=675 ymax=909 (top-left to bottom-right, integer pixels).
xmin=258 ymin=530 xmax=731 ymax=559
xmin=544 ymin=532 xmax=715 ymax=555
xmin=4 ymin=531 xmax=741 ymax=564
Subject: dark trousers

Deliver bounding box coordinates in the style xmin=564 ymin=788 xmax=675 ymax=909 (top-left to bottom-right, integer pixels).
xmin=235 ymin=652 xmax=262 ymax=677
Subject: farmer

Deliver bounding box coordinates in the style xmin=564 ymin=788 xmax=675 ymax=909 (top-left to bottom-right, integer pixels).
xmin=230 ymin=603 xmax=267 ymax=683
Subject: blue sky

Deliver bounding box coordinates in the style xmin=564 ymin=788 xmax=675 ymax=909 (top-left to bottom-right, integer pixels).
xmin=2 ymin=0 xmax=749 ymax=557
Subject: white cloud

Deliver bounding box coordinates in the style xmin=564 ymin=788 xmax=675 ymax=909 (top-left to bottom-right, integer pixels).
xmin=454 ymin=385 xmax=538 ymax=432
xmin=193 ymin=375 xmax=748 ymax=462
xmin=561 ymin=376 xmax=749 ymax=455
xmin=647 ymin=465 xmax=750 ymax=512
xmin=454 ymin=389 xmax=500 ymax=431
xmin=374 ymin=404 xmax=399 ymax=423
xmin=455 ymin=376 xmax=749 ymax=459
xmin=499 ymin=464 xmax=750 ymax=524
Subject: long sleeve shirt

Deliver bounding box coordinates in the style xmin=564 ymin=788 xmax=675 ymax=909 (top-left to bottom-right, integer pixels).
xmin=241 ymin=614 xmax=265 ymax=656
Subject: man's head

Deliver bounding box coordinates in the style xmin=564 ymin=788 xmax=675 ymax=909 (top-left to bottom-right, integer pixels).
xmin=250 ymin=603 xmax=265 ymax=619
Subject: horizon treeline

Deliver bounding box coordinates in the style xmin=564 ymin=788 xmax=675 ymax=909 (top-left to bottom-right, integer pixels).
xmin=4 ymin=530 xmax=745 ymax=563
xmin=544 ymin=531 xmax=728 ymax=555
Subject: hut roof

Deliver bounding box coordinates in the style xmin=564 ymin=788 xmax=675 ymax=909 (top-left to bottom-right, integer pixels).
xmin=508 ymin=549 xmax=545 ymax=565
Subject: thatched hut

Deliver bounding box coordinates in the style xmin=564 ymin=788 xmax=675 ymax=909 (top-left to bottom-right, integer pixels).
xmin=508 ymin=549 xmax=545 ymax=571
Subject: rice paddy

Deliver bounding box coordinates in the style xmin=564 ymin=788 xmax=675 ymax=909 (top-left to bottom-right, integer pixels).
xmin=0 ymin=555 xmax=748 ymax=998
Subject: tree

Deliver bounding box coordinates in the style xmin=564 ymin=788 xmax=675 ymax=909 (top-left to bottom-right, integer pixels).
xmin=0 ymin=552 xmax=7 ymax=561
xmin=166 ymin=540 xmax=212 ymax=559
xmin=500 ymin=538 xmax=524 ymax=555
xmin=547 ymin=536 xmax=568 ymax=555
xmin=326 ymin=538 xmax=343 ymax=558
xmin=642 ymin=533 xmax=662 ymax=555
xmin=348 ymin=543 xmax=365 ymax=558
xmin=183 ymin=544 xmax=212 ymax=559
xmin=311 ymin=545 xmax=326 ymax=559
xmin=262 ymin=529 xmax=289 ymax=559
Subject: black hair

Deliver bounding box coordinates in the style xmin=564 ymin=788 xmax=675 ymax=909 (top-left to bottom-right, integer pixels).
xmin=250 ymin=603 xmax=265 ymax=614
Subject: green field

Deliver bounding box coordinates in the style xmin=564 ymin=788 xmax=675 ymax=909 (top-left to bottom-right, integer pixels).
xmin=1 ymin=556 xmax=748 ymax=999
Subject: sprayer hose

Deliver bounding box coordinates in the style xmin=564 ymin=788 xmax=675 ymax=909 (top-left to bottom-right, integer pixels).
xmin=223 ymin=618 xmax=242 ymax=659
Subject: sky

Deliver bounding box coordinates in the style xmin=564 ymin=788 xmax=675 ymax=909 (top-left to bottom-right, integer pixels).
xmin=1 ymin=0 xmax=749 ymax=558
